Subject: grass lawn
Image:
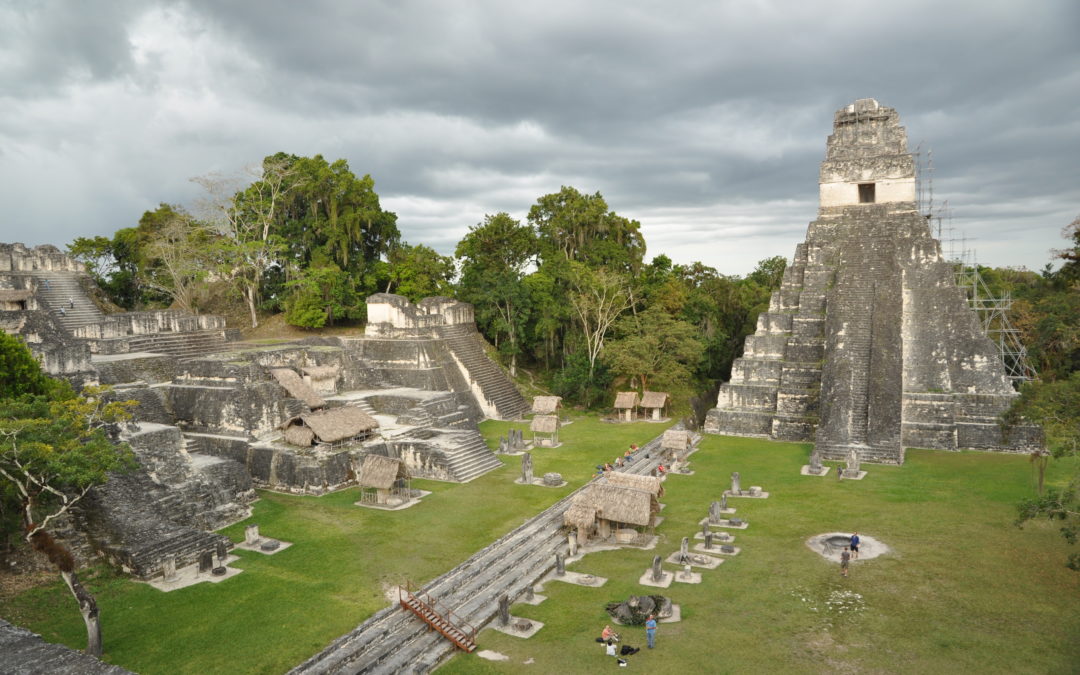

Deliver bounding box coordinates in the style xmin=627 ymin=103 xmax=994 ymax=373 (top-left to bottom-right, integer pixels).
xmin=440 ymin=435 xmax=1080 ymax=674
xmin=0 ymin=416 xmax=659 ymax=674
xmin=2 ymin=420 xmax=1078 ymax=674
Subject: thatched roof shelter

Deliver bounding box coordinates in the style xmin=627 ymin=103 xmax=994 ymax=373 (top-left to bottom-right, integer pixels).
xmin=640 ymin=391 xmax=669 ymax=409
xmin=530 ymin=414 xmax=559 ymax=433
xmin=283 ymin=425 xmax=315 ymax=447
xmin=532 ymin=396 xmax=562 ymax=414
xmin=282 ymin=406 xmax=379 ymax=445
xmin=662 ymin=429 xmax=691 ymax=452
xmin=302 ymin=365 xmax=340 ymax=380
xmin=613 ymin=392 xmax=639 ymax=410
xmin=587 ymin=483 xmax=658 ymax=527
xmin=563 ymin=500 xmax=597 ymax=531
xmin=270 ymin=368 xmax=326 ymax=409
xmin=604 ymin=472 xmax=664 ymax=498
xmin=357 ymin=454 xmax=407 ymax=489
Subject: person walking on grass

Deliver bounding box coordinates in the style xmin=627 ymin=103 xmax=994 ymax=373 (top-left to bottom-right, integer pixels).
xmin=840 ymin=546 xmax=851 ymax=577
xmin=850 ymin=532 xmax=860 ymax=560
xmin=645 ymin=614 xmax=657 ymax=648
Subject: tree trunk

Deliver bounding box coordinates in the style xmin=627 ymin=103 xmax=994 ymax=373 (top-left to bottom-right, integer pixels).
xmin=246 ymin=286 xmax=259 ymax=328
xmin=60 ymin=570 xmax=103 ymax=658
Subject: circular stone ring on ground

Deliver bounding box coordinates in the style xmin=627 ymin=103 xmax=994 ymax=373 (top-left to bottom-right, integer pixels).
xmin=806 ymin=532 xmax=889 ymax=562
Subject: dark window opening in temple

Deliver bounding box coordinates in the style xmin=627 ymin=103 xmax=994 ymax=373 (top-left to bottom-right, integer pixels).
xmin=858 ymin=183 xmax=876 ymax=203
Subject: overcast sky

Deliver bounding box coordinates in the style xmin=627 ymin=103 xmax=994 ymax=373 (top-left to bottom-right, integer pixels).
xmin=2 ymin=0 xmax=1077 ymax=275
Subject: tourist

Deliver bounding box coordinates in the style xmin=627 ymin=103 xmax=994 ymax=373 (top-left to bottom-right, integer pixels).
xmin=605 ymin=640 xmax=617 ymax=657
xmin=602 ymin=625 xmax=616 ymax=642
xmin=840 ymin=546 xmax=851 ymax=577
xmin=615 ymin=457 xmax=624 ymax=468
xmin=58 ymin=307 xmax=66 ymax=317
xmin=68 ymin=296 xmax=74 ymax=308
xmin=850 ymin=532 xmax=860 ymax=559
xmin=656 ymin=464 xmax=666 ymax=475
xmin=645 ymin=614 xmax=657 ymax=648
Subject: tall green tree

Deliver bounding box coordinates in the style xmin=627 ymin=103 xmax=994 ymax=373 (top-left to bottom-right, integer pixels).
xmin=0 ymin=338 xmax=136 ymax=656
xmin=384 ymin=244 xmax=455 ymax=302
xmin=605 ymin=305 xmax=705 ymax=393
xmin=456 ymin=213 xmax=539 ymax=375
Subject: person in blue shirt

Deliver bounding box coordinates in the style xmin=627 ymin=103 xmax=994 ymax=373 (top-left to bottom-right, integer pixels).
xmin=850 ymin=532 xmax=861 ymax=560
xmin=645 ymin=614 xmax=657 ymax=649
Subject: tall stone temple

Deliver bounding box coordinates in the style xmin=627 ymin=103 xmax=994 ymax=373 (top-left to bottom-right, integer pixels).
xmin=704 ymin=98 xmax=1041 ymax=463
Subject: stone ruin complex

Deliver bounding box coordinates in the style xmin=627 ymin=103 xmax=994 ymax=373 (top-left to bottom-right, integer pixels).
xmin=705 ymin=99 xmax=1042 ymax=463
xmin=0 ymin=243 xmax=528 ymax=582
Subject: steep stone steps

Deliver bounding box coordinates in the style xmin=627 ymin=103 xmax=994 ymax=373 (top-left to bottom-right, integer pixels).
xmin=29 ymin=271 xmax=105 ymax=330
xmin=441 ymin=430 xmax=503 ymax=482
xmin=435 ymin=324 xmax=529 ymax=420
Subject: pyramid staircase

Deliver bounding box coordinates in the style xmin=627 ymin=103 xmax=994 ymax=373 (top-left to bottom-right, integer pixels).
xmin=441 ymin=430 xmax=502 ymax=482
xmin=436 ymin=324 xmax=529 ymax=420
xmin=29 ymin=271 xmax=104 ymax=330
xmin=398 ymin=585 xmax=476 ymax=653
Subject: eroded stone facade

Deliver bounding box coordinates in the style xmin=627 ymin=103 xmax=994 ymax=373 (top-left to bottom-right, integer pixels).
xmin=705 ymin=99 xmax=1042 ymax=462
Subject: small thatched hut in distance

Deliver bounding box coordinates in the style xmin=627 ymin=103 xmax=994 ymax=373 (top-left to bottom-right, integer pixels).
xmin=613 ymin=392 xmax=639 ymax=422
xmin=282 ymin=406 xmax=379 ymax=447
xmin=531 ymin=396 xmax=562 ymax=415
xmin=661 ymin=429 xmax=692 ymax=466
xmin=564 ymin=482 xmax=659 ymax=541
xmin=639 ymin=391 xmax=669 ymax=421
xmin=530 ymin=414 xmax=560 ymax=447
xmin=604 ymin=472 xmax=664 ymax=499
xmin=302 ymin=365 xmax=340 ymax=395
xmin=270 ymin=368 xmax=327 ymax=409
xmin=357 ymin=454 xmax=411 ymax=506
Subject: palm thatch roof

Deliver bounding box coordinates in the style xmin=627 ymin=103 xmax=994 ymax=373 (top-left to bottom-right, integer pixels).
xmin=530 ymin=414 xmax=560 ymax=433
xmin=640 ymin=391 xmax=669 ymax=409
xmin=357 ymin=454 xmax=407 ymax=489
xmin=283 ymin=424 xmax=316 ymax=447
xmin=302 ymin=365 xmax=340 ymax=380
xmin=270 ymin=368 xmax=326 ymax=409
xmin=283 ymin=406 xmax=379 ymax=444
xmin=613 ymin=392 xmax=639 ymax=409
xmin=662 ymin=429 xmax=691 ymax=451
xmin=563 ymin=500 xmax=597 ymax=531
xmin=603 ymin=472 xmax=665 ymax=498
xmin=531 ymin=396 xmax=562 ymax=414
xmin=587 ymin=483 xmax=658 ymax=527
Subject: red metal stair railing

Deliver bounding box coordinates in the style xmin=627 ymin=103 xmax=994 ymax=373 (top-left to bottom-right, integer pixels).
xmin=398 ymin=582 xmax=477 ymax=653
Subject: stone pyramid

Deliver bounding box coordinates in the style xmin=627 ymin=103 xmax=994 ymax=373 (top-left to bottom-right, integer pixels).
xmin=704 ymin=99 xmax=1041 ymax=464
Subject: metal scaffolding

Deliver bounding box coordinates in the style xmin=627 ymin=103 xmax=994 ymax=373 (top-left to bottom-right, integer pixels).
xmin=915 ymin=149 xmax=1037 ymax=386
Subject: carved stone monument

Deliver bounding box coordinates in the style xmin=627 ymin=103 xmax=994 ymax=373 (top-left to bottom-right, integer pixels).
xmin=568 ymin=531 xmax=578 ymax=557
xmin=244 ymin=524 xmax=260 ymax=546
xmin=730 ymin=471 xmax=741 ymax=495
xmin=709 ymin=500 xmax=721 ymax=524
xmin=520 ymin=452 xmax=533 ymax=484
xmin=845 ymin=448 xmax=860 ymax=477
xmin=498 ymin=594 xmax=510 ymax=626
xmin=704 ymin=532 xmax=714 ymax=550
xmin=651 ymin=555 xmax=663 ymax=582
xmin=555 ymin=552 xmax=565 ymax=576
xmin=162 ymin=554 xmax=178 ymax=582
xmin=679 ymin=536 xmax=690 ymax=564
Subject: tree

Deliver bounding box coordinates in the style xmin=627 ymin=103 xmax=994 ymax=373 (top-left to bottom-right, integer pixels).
xmin=605 ymin=306 xmax=705 ymax=393
xmin=384 ymin=244 xmax=455 ymax=302
xmin=456 ymin=213 xmax=539 ymax=375
xmin=193 ymin=157 xmax=298 ymax=328
xmin=568 ymin=266 xmax=632 ymax=380
xmin=529 ymin=186 xmax=645 ymax=272
xmin=284 ymin=262 xmax=357 ymax=329
xmin=138 ymin=209 xmax=216 ymax=314
xmin=0 ymin=332 xmax=52 ymax=399
xmin=0 ymin=340 xmax=136 ymax=656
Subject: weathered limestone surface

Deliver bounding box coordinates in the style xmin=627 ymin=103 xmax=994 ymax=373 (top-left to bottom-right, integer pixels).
xmin=77 ymin=424 xmax=253 ymax=580
xmin=0 ymin=618 xmax=133 ymax=674
xmin=706 ymin=99 xmax=1041 ymax=462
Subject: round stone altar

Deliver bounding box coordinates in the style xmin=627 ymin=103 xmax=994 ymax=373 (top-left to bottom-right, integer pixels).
xmin=806 ymin=532 xmax=890 ymax=562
